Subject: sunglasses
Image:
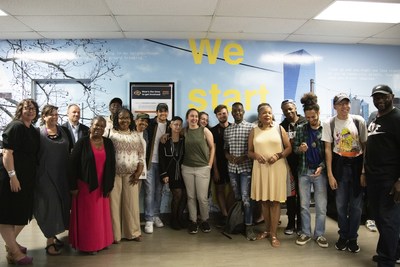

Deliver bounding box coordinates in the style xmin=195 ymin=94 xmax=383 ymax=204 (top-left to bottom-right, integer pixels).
xmin=281 ymin=99 xmax=295 ymax=105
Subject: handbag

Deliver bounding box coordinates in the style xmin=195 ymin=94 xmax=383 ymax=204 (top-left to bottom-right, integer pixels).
xmin=277 ymin=125 xmax=296 ymax=197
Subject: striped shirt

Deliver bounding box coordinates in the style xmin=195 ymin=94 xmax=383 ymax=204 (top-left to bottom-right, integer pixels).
xmin=224 ymin=120 xmax=253 ymax=173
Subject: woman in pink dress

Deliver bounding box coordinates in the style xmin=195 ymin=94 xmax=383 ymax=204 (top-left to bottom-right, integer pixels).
xmin=68 ymin=116 xmax=116 ymax=254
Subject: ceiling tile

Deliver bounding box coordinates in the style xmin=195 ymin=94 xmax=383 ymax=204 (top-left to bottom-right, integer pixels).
xmin=0 ymin=16 xmax=32 ymax=31
xmin=0 ymin=32 xmax=43 ymax=40
xmin=207 ymin=32 xmax=290 ymax=41
xmin=216 ymin=0 xmax=332 ymax=19
xmin=295 ymin=20 xmax=394 ymax=37
xmin=40 ymin=31 xmax=125 ymax=39
xmin=124 ymin=31 xmax=208 ymax=39
xmin=16 ymin=16 xmax=121 ymax=32
xmin=211 ymin=17 xmax=306 ymax=34
xmin=0 ymin=0 xmax=110 ymax=15
xmin=373 ymin=24 xmax=400 ymax=38
xmin=116 ymin=15 xmax=212 ymax=31
xmin=359 ymin=38 xmax=400 ymax=46
xmin=106 ymin=0 xmax=218 ymax=15
xmin=286 ymin=34 xmax=365 ymax=44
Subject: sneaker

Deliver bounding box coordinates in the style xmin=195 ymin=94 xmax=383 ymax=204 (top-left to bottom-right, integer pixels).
xmin=144 ymin=221 xmax=153 ymax=234
xmin=284 ymin=227 xmax=295 ymax=235
xmin=200 ymin=221 xmax=211 ymax=233
xmin=396 ymin=258 xmax=400 ymax=264
xmin=365 ymin=220 xmax=377 ymax=232
xmin=296 ymin=234 xmax=311 ymax=245
xmin=246 ymin=226 xmax=257 ymax=241
xmin=347 ymin=239 xmax=360 ymax=253
xmin=188 ymin=221 xmax=198 ymax=234
xmin=335 ymin=237 xmax=348 ymax=251
xmin=154 ymin=216 xmax=164 ymax=228
xmin=316 ymin=236 xmax=329 ymax=248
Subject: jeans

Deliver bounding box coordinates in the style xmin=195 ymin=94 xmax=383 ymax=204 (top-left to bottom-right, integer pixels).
xmin=229 ymin=171 xmax=252 ymax=225
xmin=181 ymin=165 xmax=211 ymax=222
xmin=142 ymin=163 xmax=163 ymax=222
xmin=368 ymin=180 xmax=400 ymax=267
xmin=336 ymin=165 xmax=363 ymax=240
xmin=299 ymin=168 xmax=327 ymax=238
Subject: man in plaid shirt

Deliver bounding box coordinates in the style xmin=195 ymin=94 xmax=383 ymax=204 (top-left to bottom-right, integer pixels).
xmin=224 ymin=102 xmax=255 ymax=241
xmin=293 ymin=93 xmax=328 ymax=248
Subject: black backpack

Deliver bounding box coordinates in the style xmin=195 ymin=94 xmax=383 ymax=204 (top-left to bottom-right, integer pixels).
xmin=224 ymin=201 xmax=245 ymax=234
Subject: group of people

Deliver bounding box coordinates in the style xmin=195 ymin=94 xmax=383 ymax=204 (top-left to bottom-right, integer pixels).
xmin=0 ymin=84 xmax=399 ymax=267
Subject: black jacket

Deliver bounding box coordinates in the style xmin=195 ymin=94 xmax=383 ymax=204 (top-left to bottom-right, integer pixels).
xmin=69 ymin=136 xmax=116 ymax=197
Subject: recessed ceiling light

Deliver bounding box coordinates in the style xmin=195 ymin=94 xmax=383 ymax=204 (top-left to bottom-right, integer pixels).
xmin=315 ymin=1 xmax=400 ymax=23
xmin=0 ymin=9 xmax=7 ymax=16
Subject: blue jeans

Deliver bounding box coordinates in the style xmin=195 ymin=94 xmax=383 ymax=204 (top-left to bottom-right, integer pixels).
xmin=299 ymin=168 xmax=327 ymax=238
xmin=142 ymin=162 xmax=163 ymax=222
xmin=336 ymin=165 xmax=363 ymax=240
xmin=229 ymin=171 xmax=252 ymax=225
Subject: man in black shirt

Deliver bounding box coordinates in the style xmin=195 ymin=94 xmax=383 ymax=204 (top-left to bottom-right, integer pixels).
xmin=365 ymin=85 xmax=400 ymax=267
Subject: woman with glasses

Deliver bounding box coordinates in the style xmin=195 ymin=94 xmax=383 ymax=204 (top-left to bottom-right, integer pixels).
xmin=159 ymin=116 xmax=187 ymax=230
xmin=0 ymin=99 xmax=40 ymax=265
xmin=34 ymin=105 xmax=72 ymax=256
xmin=108 ymin=108 xmax=144 ymax=243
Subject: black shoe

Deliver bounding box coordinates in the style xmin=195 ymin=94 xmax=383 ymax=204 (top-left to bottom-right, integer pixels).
xmin=372 ymin=255 xmax=379 ymax=262
xmin=347 ymin=239 xmax=360 ymax=253
xmin=335 ymin=237 xmax=348 ymax=251
xmin=188 ymin=221 xmax=198 ymax=234
xmin=200 ymin=221 xmax=211 ymax=233
xmin=216 ymin=216 xmax=227 ymax=228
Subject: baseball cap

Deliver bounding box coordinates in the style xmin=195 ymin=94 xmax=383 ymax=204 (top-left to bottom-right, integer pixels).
xmin=371 ymin=85 xmax=393 ymax=96
xmin=156 ymin=103 xmax=168 ymax=112
xmin=333 ymin=93 xmax=350 ymax=105
xmin=136 ymin=113 xmax=150 ymax=121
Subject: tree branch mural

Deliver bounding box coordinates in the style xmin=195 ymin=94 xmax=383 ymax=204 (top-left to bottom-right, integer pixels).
xmin=0 ymin=39 xmax=121 ymax=131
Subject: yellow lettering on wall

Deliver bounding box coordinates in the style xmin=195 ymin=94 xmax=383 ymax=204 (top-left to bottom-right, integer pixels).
xmin=189 ymin=39 xmax=221 ymax=65
xmin=223 ymin=89 xmax=241 ymax=108
xmin=209 ymin=84 xmax=221 ymax=108
xmin=188 ymin=89 xmax=207 ymax=110
xmin=244 ymin=85 xmax=270 ymax=110
xmin=223 ymin=43 xmax=244 ymax=65
xmin=187 ymin=84 xmax=271 ymax=112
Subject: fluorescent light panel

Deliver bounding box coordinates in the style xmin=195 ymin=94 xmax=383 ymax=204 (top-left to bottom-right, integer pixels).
xmin=315 ymin=1 xmax=400 ymax=23
xmin=0 ymin=9 xmax=7 ymax=16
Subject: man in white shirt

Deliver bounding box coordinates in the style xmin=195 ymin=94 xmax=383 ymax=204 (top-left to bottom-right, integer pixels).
xmin=142 ymin=103 xmax=170 ymax=234
xmin=62 ymin=104 xmax=89 ymax=144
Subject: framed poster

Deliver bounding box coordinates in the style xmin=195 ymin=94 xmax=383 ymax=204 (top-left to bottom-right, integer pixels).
xmin=130 ymin=82 xmax=174 ymax=120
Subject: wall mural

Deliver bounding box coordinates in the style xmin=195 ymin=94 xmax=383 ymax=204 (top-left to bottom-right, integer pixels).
xmin=1 ymin=38 xmax=400 ymax=132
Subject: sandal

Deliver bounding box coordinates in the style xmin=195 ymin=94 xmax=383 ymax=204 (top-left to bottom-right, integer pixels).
xmin=256 ymin=231 xmax=271 ymax=240
xmin=271 ymin=236 xmax=281 ymax=248
xmin=53 ymin=236 xmax=64 ymax=247
xmin=45 ymin=243 xmax=61 ymax=256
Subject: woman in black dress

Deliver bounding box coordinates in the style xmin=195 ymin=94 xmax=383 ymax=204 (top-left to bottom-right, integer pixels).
xmin=159 ymin=116 xmax=187 ymax=229
xmin=0 ymin=99 xmax=40 ymax=265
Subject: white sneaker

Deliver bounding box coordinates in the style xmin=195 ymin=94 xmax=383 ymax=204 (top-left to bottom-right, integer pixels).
xmin=154 ymin=216 xmax=164 ymax=228
xmin=365 ymin=220 xmax=377 ymax=232
xmin=144 ymin=221 xmax=154 ymax=234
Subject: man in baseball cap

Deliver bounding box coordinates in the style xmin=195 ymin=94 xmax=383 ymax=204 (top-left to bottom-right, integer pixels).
xmin=366 ymin=84 xmax=400 ymax=266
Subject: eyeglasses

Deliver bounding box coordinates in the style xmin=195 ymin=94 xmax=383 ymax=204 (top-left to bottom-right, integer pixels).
xmin=23 ymin=106 xmax=36 ymax=112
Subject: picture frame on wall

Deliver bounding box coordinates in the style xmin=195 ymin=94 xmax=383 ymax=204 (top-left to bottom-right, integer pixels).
xmin=129 ymin=82 xmax=174 ymax=120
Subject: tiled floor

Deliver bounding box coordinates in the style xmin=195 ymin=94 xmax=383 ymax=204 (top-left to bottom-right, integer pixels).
xmin=0 ymin=214 xmax=380 ymax=267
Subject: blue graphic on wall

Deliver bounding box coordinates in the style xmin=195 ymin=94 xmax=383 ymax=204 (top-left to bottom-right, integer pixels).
xmin=283 ymin=49 xmax=315 ymax=106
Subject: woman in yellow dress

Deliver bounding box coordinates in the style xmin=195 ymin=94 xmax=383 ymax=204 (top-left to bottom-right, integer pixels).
xmin=248 ymin=103 xmax=292 ymax=247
